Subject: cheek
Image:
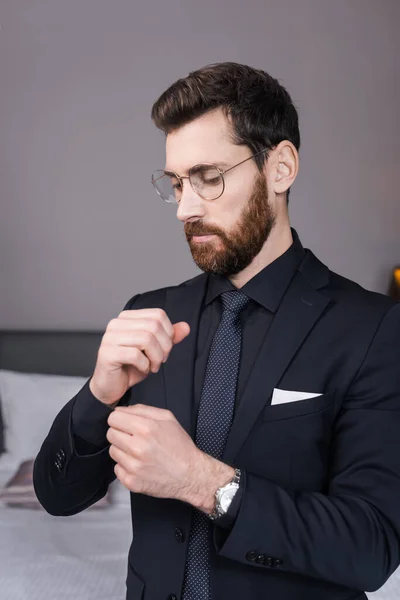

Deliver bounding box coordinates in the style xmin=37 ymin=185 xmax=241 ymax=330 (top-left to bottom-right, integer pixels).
xmin=226 ymin=170 xmax=252 ymax=198
xmin=217 ymin=191 xmax=247 ymax=227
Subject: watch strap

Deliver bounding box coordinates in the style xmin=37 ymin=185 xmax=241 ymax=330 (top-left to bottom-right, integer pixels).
xmin=207 ymin=468 xmax=241 ymax=520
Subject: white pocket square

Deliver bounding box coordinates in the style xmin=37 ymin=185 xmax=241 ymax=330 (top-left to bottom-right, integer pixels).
xmin=271 ymin=388 xmax=323 ymax=406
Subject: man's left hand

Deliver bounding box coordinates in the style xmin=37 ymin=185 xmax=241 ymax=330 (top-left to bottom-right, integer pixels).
xmin=106 ymin=404 xmax=235 ymax=512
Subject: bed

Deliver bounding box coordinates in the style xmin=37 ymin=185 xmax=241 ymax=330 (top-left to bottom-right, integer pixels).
xmin=0 ymin=330 xmax=132 ymax=600
xmin=0 ymin=330 xmax=399 ymax=600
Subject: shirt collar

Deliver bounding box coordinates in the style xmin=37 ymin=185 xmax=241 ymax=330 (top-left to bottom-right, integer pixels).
xmin=205 ymin=227 xmax=305 ymax=313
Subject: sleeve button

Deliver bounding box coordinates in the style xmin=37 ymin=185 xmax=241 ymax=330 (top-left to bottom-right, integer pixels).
xmin=246 ymin=550 xmax=258 ymax=561
xmin=273 ymin=559 xmax=283 ymax=567
xmin=255 ymin=554 xmax=266 ymax=564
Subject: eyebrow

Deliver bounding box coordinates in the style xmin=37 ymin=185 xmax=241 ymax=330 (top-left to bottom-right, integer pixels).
xmin=164 ymin=161 xmax=230 ymax=174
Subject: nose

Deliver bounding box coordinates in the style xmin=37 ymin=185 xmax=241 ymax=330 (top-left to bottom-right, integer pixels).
xmin=176 ymin=183 xmax=205 ymax=224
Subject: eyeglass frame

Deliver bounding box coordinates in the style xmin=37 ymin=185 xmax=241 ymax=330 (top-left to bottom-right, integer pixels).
xmin=151 ymin=147 xmax=269 ymax=203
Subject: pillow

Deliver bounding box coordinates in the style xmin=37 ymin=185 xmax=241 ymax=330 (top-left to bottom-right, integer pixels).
xmin=0 ymin=402 xmax=4 ymax=455
xmin=0 ymin=458 xmax=111 ymax=509
xmin=0 ymin=370 xmax=87 ymax=470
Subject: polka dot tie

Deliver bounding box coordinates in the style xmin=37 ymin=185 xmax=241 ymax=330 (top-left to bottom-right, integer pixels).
xmin=181 ymin=290 xmax=251 ymax=600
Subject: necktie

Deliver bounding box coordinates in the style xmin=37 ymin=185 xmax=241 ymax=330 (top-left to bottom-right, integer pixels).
xmin=181 ymin=289 xmax=251 ymax=600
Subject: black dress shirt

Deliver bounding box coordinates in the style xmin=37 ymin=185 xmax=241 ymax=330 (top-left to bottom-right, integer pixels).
xmin=71 ymin=227 xmax=305 ymax=529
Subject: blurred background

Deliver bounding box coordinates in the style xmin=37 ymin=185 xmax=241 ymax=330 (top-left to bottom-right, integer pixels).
xmin=0 ymin=2 xmax=399 ymax=599
xmin=0 ymin=0 xmax=399 ymax=330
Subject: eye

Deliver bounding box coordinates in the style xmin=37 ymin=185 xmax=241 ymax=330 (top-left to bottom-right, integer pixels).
xmin=193 ymin=166 xmax=221 ymax=186
xmin=167 ymin=175 xmax=181 ymax=190
xmin=204 ymin=175 xmax=221 ymax=185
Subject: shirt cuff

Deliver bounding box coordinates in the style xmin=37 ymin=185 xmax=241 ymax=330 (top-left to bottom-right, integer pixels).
xmin=71 ymin=378 xmax=128 ymax=448
xmin=73 ymin=434 xmax=109 ymax=455
xmin=211 ymin=471 xmax=245 ymax=530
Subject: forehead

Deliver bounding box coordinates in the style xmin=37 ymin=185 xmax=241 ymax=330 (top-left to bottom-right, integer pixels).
xmin=164 ymin=108 xmax=241 ymax=173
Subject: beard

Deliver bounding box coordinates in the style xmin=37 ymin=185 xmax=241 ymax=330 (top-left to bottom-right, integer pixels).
xmin=185 ymin=173 xmax=276 ymax=276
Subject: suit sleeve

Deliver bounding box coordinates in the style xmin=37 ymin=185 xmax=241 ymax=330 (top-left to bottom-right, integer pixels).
xmin=212 ymin=302 xmax=400 ymax=593
xmin=33 ymin=293 xmax=141 ymax=516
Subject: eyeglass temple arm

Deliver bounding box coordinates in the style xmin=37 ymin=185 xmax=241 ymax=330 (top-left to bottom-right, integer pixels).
xmin=161 ymin=147 xmax=269 ymax=181
xmin=221 ymin=148 xmax=269 ymax=175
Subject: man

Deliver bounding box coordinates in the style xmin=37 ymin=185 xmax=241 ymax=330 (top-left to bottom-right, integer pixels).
xmin=33 ymin=62 xmax=400 ymax=600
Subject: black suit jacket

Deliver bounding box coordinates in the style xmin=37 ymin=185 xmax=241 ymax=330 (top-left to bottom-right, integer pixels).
xmin=70 ymin=227 xmax=308 ymax=530
xmin=33 ymin=241 xmax=400 ymax=600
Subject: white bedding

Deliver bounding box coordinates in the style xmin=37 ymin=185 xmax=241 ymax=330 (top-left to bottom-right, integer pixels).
xmin=1 ymin=468 xmax=400 ymax=600
xmin=0 ymin=471 xmax=132 ymax=600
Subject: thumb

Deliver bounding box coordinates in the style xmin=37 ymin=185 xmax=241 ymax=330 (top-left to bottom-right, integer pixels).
xmin=172 ymin=321 xmax=191 ymax=345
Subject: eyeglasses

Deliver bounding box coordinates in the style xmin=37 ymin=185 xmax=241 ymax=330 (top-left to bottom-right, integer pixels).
xmin=151 ymin=148 xmax=269 ymax=203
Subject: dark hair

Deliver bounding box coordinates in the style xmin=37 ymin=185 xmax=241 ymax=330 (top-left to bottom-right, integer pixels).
xmin=151 ymin=62 xmax=300 ymax=204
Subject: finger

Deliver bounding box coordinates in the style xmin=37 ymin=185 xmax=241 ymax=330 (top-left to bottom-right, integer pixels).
xmin=114 ymin=462 xmax=125 ymax=481
xmin=106 ymin=320 xmax=173 ymax=359
xmin=114 ymin=461 xmax=132 ymax=489
xmin=114 ymin=404 xmax=173 ymax=421
xmin=107 ymin=411 xmax=135 ymax=434
xmin=106 ymin=427 xmax=134 ymax=455
xmin=104 ymin=329 xmax=166 ymax=372
xmin=107 ymin=411 xmax=153 ymax=435
xmin=117 ymin=309 xmax=174 ymax=338
xmin=109 ymin=444 xmax=137 ymax=472
xmin=107 ymin=327 xmax=172 ymax=358
xmin=105 ymin=346 xmax=151 ymax=374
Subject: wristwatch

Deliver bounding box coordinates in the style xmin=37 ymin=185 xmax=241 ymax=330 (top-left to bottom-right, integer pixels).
xmin=207 ymin=468 xmax=241 ymax=520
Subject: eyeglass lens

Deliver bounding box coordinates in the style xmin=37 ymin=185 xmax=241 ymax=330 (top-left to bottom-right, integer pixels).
xmin=152 ymin=165 xmax=223 ymax=203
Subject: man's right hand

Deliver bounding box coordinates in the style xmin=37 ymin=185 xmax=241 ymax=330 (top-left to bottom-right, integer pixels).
xmin=89 ymin=309 xmax=191 ymax=407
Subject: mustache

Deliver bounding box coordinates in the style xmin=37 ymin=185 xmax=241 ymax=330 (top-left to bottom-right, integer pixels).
xmin=185 ymin=227 xmax=219 ymax=236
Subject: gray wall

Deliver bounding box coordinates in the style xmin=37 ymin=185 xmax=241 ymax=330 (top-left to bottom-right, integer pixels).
xmin=0 ymin=0 xmax=399 ymax=330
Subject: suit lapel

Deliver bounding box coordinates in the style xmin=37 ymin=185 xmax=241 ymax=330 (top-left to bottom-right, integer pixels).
xmin=163 ymin=249 xmax=332 ymax=464
xmin=222 ymin=252 xmax=331 ymax=464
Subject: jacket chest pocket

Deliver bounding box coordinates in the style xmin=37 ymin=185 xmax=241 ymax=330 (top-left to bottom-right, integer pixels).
xmin=238 ymin=390 xmax=337 ymax=490
xmin=261 ymin=389 xmax=336 ymax=422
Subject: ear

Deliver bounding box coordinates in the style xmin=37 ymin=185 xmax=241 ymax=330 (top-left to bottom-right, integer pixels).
xmin=269 ymin=141 xmax=299 ymax=195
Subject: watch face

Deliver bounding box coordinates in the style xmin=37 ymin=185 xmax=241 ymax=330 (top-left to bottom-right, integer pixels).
xmin=220 ymin=488 xmax=237 ymax=512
